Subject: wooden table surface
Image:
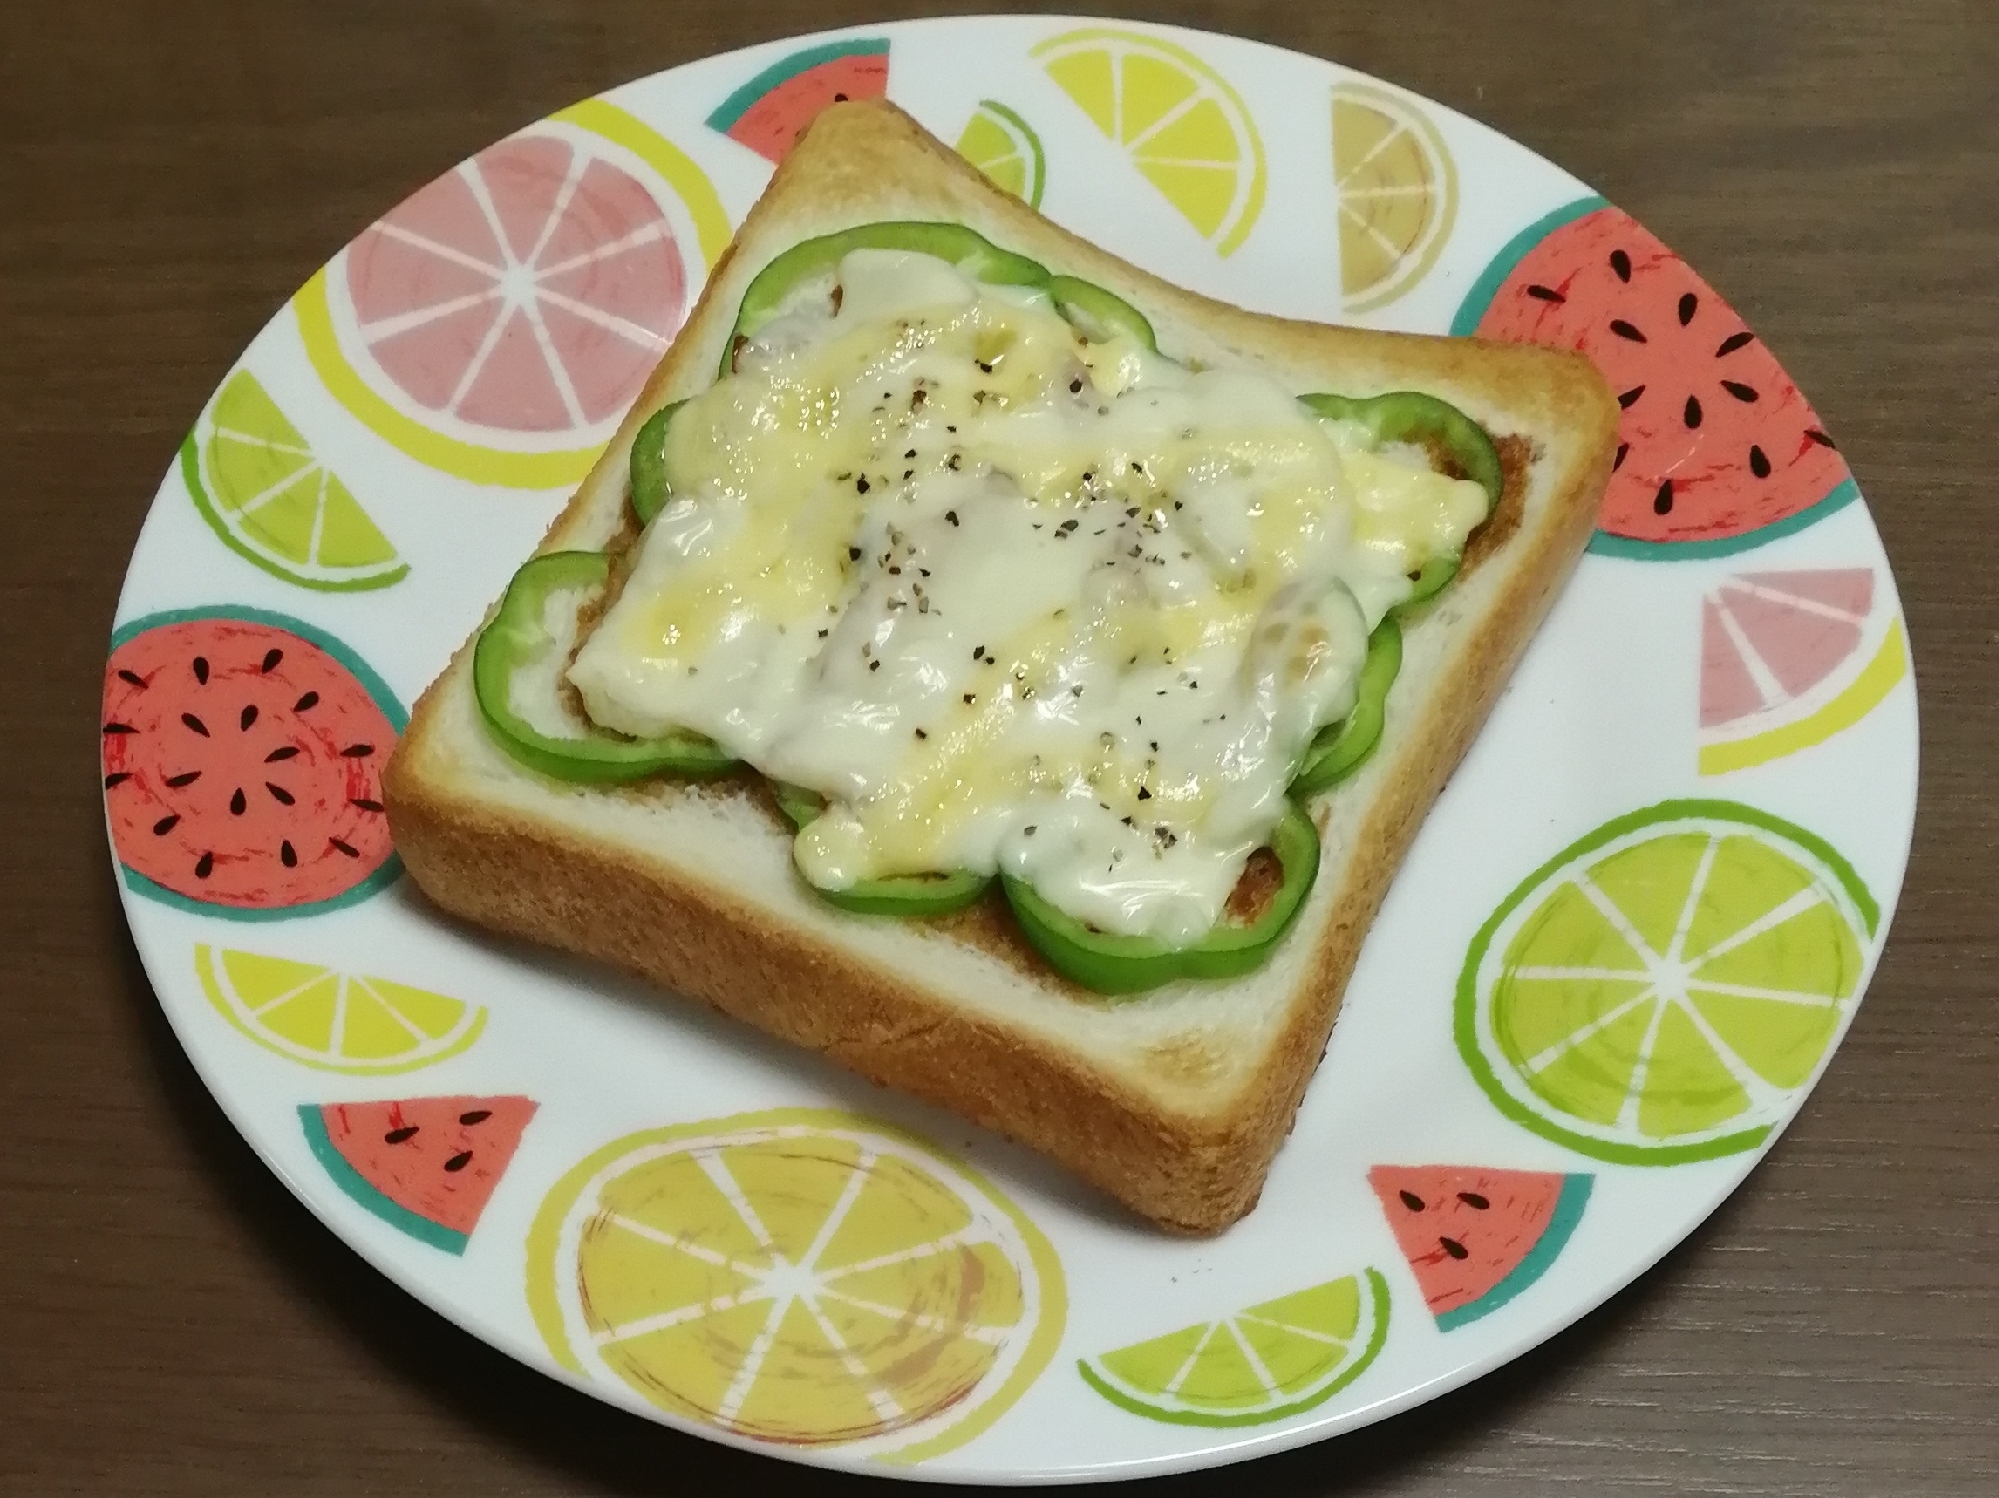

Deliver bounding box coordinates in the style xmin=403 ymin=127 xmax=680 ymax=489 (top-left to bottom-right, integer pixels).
xmin=4 ymin=0 xmax=1995 ymax=1492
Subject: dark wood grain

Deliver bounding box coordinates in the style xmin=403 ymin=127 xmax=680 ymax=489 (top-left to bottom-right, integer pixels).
xmin=2 ymin=1 xmax=1995 ymax=1492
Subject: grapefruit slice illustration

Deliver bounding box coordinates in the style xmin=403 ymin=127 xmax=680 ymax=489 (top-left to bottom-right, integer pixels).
xmin=297 ymin=99 xmax=729 ymax=489
xmin=1699 ymin=569 xmax=1908 ymax=774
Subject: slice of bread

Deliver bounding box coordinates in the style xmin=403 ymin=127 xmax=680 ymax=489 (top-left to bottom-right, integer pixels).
xmin=384 ymin=100 xmax=1617 ymax=1234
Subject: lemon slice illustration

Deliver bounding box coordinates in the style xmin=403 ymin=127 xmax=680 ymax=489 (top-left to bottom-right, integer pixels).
xmin=195 ymin=945 xmax=486 ymax=1074
xmin=526 ymin=1108 xmax=1064 ymax=1462
xmin=956 ymin=99 xmax=1046 ymax=208
xmin=182 ymin=371 xmax=406 ymax=591
xmin=1034 ymin=27 xmax=1266 ymax=255
xmin=1457 ymin=801 xmax=1876 ymax=1164
xmin=1080 ymin=1269 xmax=1390 ymax=1427
xmin=1332 ymin=81 xmax=1458 ymax=313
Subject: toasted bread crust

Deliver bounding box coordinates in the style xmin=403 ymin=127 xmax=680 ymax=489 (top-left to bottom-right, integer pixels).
xmin=384 ymin=100 xmax=1616 ymax=1234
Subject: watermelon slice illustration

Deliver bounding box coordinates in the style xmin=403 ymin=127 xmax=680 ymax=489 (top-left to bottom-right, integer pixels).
xmin=300 ymin=1095 xmax=538 ymax=1254
xmin=1700 ymin=568 xmax=1909 ymax=775
xmin=706 ymin=37 xmax=889 ymax=164
xmin=102 ymin=608 xmax=404 ymax=918
xmin=1453 ymin=199 xmax=1854 ymax=560
xmin=1368 ymin=1165 xmax=1591 ymax=1330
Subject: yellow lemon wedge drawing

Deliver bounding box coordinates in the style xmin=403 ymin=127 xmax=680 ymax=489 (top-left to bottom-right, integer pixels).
xmin=195 ymin=945 xmax=486 ymax=1074
xmin=1331 ymin=81 xmax=1458 ymax=313
xmin=526 ymin=1108 xmax=1064 ymax=1462
xmin=1033 ymin=28 xmax=1265 ymax=256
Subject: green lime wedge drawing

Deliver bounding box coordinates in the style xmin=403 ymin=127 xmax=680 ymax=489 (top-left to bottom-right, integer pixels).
xmin=182 ymin=369 xmax=407 ymax=591
xmin=956 ymin=99 xmax=1046 ymax=209
xmin=1078 ymin=1268 xmax=1390 ymax=1427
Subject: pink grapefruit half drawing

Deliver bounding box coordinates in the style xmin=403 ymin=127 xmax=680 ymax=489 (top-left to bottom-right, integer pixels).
xmin=297 ymin=99 xmax=730 ymax=489
xmin=1698 ymin=568 xmax=1908 ymax=775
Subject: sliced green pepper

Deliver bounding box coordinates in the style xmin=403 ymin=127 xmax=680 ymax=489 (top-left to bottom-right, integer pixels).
xmin=1299 ymin=389 xmax=1504 ymax=512
xmin=1291 ymin=616 xmax=1402 ymax=797
xmin=1002 ymin=801 xmax=1321 ymax=996
xmin=627 ymin=401 xmax=682 ymax=525
xmin=1401 ymin=551 xmax=1460 ymax=608
xmin=770 ymin=781 xmax=991 ymax=918
xmin=472 ymin=551 xmax=736 ymax=783
xmin=1047 ymin=275 xmax=1158 ymax=351
xmin=728 ymin=222 xmax=1050 ymax=362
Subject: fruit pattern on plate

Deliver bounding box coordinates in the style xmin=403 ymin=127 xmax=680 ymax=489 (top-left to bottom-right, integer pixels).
xmin=296 ymin=100 xmax=730 ymax=489
xmin=1330 ymin=81 xmax=1458 ymax=314
xmin=1367 ymin=1165 xmax=1592 ymax=1331
xmin=1455 ymin=198 xmax=1855 ymax=560
xmin=706 ymin=37 xmax=891 ymax=165
xmin=195 ymin=945 xmax=489 ymax=1075
xmin=1456 ymin=799 xmax=1877 ymax=1166
xmin=525 ymin=1109 xmax=1065 ymax=1462
xmin=955 ymin=99 xmax=1047 ymax=209
xmin=102 ymin=29 xmax=1913 ymax=1474
xmin=1033 ymin=27 xmax=1267 ymax=257
xmin=182 ymin=371 xmax=407 ymax=592
xmin=1077 ymin=1268 xmax=1391 ymax=1428
xmin=1699 ymin=567 xmax=1909 ymax=775
xmin=300 ymin=1095 xmax=538 ymax=1254
xmin=103 ymin=609 xmax=404 ymax=918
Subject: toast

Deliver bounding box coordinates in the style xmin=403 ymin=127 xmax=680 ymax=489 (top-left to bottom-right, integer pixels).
xmin=383 ymin=99 xmax=1618 ymax=1234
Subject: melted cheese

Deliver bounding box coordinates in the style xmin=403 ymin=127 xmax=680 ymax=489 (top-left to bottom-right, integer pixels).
xmin=568 ymin=249 xmax=1488 ymax=942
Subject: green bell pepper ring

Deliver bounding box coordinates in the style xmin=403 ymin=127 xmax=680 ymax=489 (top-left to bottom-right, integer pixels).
xmin=1047 ymin=275 xmax=1158 ymax=351
xmin=1290 ymin=615 xmax=1402 ymax=798
xmin=627 ymin=401 xmax=682 ymax=526
xmin=769 ymin=780 xmax=992 ymax=918
xmin=472 ymin=551 xmax=737 ymax=783
xmin=1002 ymin=800 xmax=1321 ymax=996
xmin=1299 ymin=389 xmax=1504 ymax=513
xmin=1400 ymin=550 xmax=1460 ymax=609
xmin=727 ymin=221 xmax=1050 ymax=364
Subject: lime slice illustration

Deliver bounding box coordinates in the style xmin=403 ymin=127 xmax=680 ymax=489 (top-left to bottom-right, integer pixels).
xmin=956 ymin=99 xmax=1046 ymax=208
xmin=1331 ymin=81 xmax=1458 ymax=313
xmin=1457 ymin=800 xmax=1877 ymax=1164
xmin=1033 ymin=27 xmax=1266 ymax=255
xmin=182 ymin=371 xmax=406 ymax=591
xmin=1079 ymin=1269 xmax=1390 ymax=1427
xmin=526 ymin=1108 xmax=1064 ymax=1462
xmin=196 ymin=945 xmax=486 ymax=1074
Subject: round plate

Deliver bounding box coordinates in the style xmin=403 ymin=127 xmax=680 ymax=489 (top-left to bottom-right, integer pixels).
xmin=102 ymin=16 xmax=1917 ymax=1484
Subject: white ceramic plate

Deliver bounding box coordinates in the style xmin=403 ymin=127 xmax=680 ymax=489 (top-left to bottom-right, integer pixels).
xmin=102 ymin=17 xmax=1917 ymax=1484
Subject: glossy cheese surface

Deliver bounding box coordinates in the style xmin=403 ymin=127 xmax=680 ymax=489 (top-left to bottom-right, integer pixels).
xmin=569 ymin=250 xmax=1487 ymax=941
